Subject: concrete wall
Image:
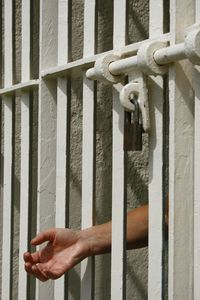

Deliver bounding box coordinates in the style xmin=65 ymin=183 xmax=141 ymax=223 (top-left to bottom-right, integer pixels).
xmin=0 ymin=0 xmax=150 ymax=299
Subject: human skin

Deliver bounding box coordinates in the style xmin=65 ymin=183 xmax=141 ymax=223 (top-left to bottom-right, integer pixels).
xmin=23 ymin=205 xmax=150 ymax=281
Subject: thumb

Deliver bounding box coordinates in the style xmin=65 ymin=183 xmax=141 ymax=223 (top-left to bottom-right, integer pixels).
xmin=31 ymin=228 xmax=55 ymax=246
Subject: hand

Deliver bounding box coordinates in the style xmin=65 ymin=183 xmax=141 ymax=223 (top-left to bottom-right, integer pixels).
xmin=24 ymin=228 xmax=90 ymax=281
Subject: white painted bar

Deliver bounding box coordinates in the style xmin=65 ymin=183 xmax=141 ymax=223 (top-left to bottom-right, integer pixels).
xmin=18 ymin=0 xmax=31 ymax=298
xmin=81 ymin=75 xmax=95 ymax=299
xmin=81 ymin=0 xmax=96 ymax=299
xmin=1 ymin=0 xmax=13 ymax=299
xmin=87 ymin=43 xmax=187 ymax=79
xmin=168 ymin=0 xmax=195 ymax=298
xmin=194 ymin=68 xmax=200 ymax=300
xmin=4 ymin=0 xmax=13 ymax=87
xmin=194 ymin=2 xmax=200 ymax=299
xmin=36 ymin=0 xmax=58 ymax=298
xmin=1 ymin=97 xmax=13 ymax=300
xmin=153 ymin=43 xmax=185 ymax=65
xmin=111 ymin=1 xmax=126 ymax=299
xmin=55 ymin=0 xmax=69 ymax=298
xmin=0 ymin=80 xmax=39 ymax=96
xmin=18 ymin=93 xmax=30 ymax=299
xmin=21 ymin=0 xmax=31 ymax=81
xmin=148 ymin=1 xmax=164 ymax=299
xmin=42 ymin=33 xmax=171 ymax=79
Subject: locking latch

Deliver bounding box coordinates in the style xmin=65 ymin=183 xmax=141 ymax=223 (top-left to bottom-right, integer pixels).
xmin=120 ymin=75 xmax=149 ymax=151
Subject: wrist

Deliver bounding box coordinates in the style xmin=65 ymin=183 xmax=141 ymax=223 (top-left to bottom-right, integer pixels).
xmin=80 ymin=223 xmax=111 ymax=256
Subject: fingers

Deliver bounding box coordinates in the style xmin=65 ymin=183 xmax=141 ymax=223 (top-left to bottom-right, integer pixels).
xmin=24 ymin=253 xmax=58 ymax=281
xmin=24 ymin=262 xmax=33 ymax=275
xmin=24 ymin=251 xmax=41 ymax=264
xmin=24 ymin=252 xmax=49 ymax=282
xmin=31 ymin=265 xmax=49 ymax=282
xmin=24 ymin=261 xmax=49 ymax=282
xmin=31 ymin=229 xmax=55 ymax=246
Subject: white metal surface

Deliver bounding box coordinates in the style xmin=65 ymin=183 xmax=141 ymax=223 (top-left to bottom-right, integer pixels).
xmin=1 ymin=97 xmax=13 ymax=300
xmin=0 ymin=80 xmax=39 ymax=96
xmin=168 ymin=0 xmax=195 ymax=298
xmin=81 ymin=1 xmax=96 ymax=299
xmin=55 ymin=0 xmax=69 ymax=298
xmin=148 ymin=1 xmax=164 ymax=299
xmin=18 ymin=93 xmax=30 ymax=299
xmin=194 ymin=2 xmax=200 ymax=299
xmin=18 ymin=0 xmax=31 ymax=297
xmin=111 ymin=1 xmax=126 ymax=299
xmin=154 ymin=43 xmax=185 ymax=64
xmin=36 ymin=0 xmax=58 ymax=298
xmin=1 ymin=0 xmax=13 ymax=299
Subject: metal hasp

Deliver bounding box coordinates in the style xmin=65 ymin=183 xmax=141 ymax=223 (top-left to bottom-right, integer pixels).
xmin=120 ymin=75 xmax=150 ymax=151
xmin=120 ymin=76 xmax=150 ymax=132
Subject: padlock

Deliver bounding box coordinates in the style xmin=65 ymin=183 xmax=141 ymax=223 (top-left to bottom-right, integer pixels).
xmin=124 ymin=99 xmax=143 ymax=151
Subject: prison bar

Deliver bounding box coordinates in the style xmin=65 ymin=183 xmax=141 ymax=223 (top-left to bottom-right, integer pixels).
xmin=148 ymin=0 xmax=165 ymax=299
xmin=36 ymin=0 xmax=58 ymax=298
xmin=0 ymin=80 xmax=39 ymax=96
xmin=54 ymin=0 xmax=69 ymax=298
xmin=168 ymin=0 xmax=194 ymax=298
xmin=111 ymin=1 xmax=127 ymax=299
xmin=80 ymin=0 xmax=96 ymax=299
xmin=194 ymin=1 xmax=200 ymax=298
xmin=18 ymin=0 xmax=31 ymax=298
xmin=1 ymin=0 xmax=13 ymax=299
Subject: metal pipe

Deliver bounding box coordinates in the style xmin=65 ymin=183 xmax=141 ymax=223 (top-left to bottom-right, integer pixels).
xmin=153 ymin=43 xmax=186 ymax=65
xmin=86 ymin=42 xmax=188 ymax=80
xmin=85 ymin=67 xmax=99 ymax=80
xmin=109 ymin=55 xmax=138 ymax=75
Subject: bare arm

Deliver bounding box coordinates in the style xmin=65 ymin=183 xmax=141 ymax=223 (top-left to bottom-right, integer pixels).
xmin=24 ymin=205 xmax=149 ymax=281
xmin=83 ymin=205 xmax=149 ymax=255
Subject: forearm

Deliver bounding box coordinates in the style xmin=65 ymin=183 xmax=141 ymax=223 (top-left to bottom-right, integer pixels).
xmin=81 ymin=205 xmax=149 ymax=256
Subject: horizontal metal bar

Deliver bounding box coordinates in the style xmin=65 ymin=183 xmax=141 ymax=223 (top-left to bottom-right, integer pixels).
xmin=154 ymin=43 xmax=186 ymax=64
xmin=0 ymin=79 xmax=39 ymax=96
xmin=109 ymin=55 xmax=138 ymax=75
xmin=41 ymin=33 xmax=171 ymax=79
xmin=110 ymin=43 xmax=186 ymax=75
xmin=87 ymin=41 xmax=188 ymax=80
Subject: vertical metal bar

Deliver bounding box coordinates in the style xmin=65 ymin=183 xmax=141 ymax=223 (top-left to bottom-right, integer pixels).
xmin=55 ymin=0 xmax=69 ymax=298
xmin=18 ymin=0 xmax=31 ymax=298
xmin=0 ymin=101 xmax=2 ymax=296
xmin=36 ymin=0 xmax=58 ymax=298
xmin=81 ymin=0 xmax=96 ymax=299
xmin=168 ymin=0 xmax=195 ymax=298
xmin=111 ymin=1 xmax=126 ymax=299
xmin=1 ymin=0 xmax=13 ymax=299
xmin=194 ymin=3 xmax=200 ymax=299
xmin=4 ymin=0 xmax=13 ymax=87
xmin=148 ymin=1 xmax=164 ymax=299
xmin=1 ymin=97 xmax=13 ymax=300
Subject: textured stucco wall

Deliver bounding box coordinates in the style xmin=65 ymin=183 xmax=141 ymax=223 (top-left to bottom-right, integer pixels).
xmin=0 ymin=0 xmax=150 ymax=299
